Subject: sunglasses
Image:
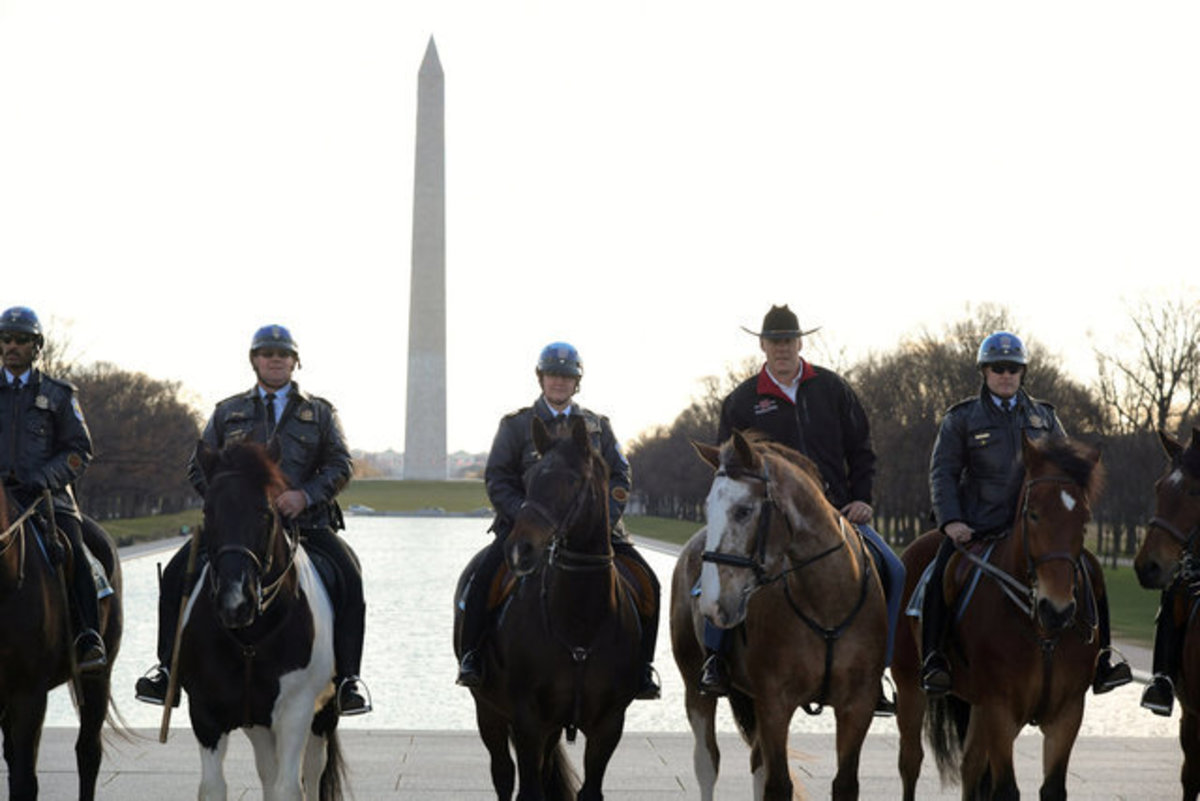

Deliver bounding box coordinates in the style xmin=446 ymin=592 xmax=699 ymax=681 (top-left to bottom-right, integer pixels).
xmin=988 ymin=363 xmax=1023 ymax=375
xmin=0 ymin=334 xmax=34 ymax=346
xmin=254 ymin=349 xmax=295 ymax=360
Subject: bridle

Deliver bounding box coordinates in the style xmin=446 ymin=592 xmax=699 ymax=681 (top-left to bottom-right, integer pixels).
xmin=518 ymin=465 xmax=613 ymax=573
xmin=1144 ymin=463 xmax=1200 ymax=584
xmin=954 ymin=474 xmax=1091 ymax=624
xmin=205 ymin=473 xmax=300 ymax=615
xmin=700 ymin=463 xmax=846 ymax=586
xmin=0 ymin=499 xmax=45 ymax=590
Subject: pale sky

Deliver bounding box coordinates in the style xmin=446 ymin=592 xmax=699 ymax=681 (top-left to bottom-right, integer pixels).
xmin=2 ymin=2 xmax=1197 ymax=455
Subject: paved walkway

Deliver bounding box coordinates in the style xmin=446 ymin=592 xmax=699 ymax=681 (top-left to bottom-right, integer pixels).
xmin=24 ymin=726 xmax=1182 ymax=799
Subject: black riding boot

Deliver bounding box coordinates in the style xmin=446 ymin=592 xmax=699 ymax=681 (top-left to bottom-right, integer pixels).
xmin=920 ymin=538 xmax=954 ymax=696
xmin=615 ymin=540 xmax=661 ymax=700
xmin=457 ymin=537 xmax=506 ymax=688
xmin=305 ymin=528 xmax=371 ymax=716
xmin=1093 ymin=591 xmax=1132 ymax=694
xmin=1143 ymin=587 xmax=1180 ymax=715
xmin=135 ymin=542 xmax=191 ymax=705
xmin=59 ymin=516 xmax=106 ymax=673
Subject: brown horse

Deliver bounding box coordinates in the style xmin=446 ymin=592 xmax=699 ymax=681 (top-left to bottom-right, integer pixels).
xmin=1134 ymin=428 xmax=1200 ymax=801
xmin=892 ymin=434 xmax=1105 ymax=801
xmin=0 ymin=489 xmax=123 ymax=800
xmin=453 ymin=414 xmax=649 ymax=800
xmin=671 ymin=431 xmax=887 ymax=801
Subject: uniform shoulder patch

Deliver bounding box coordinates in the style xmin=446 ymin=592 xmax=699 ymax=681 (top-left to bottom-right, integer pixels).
xmin=611 ymin=487 xmax=629 ymax=503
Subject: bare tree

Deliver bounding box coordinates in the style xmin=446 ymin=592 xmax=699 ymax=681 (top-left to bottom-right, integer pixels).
xmin=1096 ymin=297 xmax=1200 ymax=436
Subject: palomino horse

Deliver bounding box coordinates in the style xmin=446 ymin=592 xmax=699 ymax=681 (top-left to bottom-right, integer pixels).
xmin=453 ymin=414 xmax=649 ymax=801
xmin=671 ymin=431 xmax=888 ymax=801
xmin=0 ymin=489 xmax=123 ymax=801
xmin=892 ymin=434 xmax=1105 ymax=801
xmin=1134 ymin=428 xmax=1200 ymax=801
xmin=179 ymin=441 xmax=344 ymax=801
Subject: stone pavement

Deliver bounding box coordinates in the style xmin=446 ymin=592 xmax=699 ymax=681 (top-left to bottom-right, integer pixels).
xmin=20 ymin=726 xmax=1182 ymax=799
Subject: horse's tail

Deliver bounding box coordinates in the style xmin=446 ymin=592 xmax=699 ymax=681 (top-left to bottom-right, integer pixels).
xmin=319 ymin=727 xmax=346 ymax=800
xmin=545 ymin=739 xmax=581 ymax=800
xmin=727 ymin=688 xmax=757 ymax=746
xmin=925 ymin=693 xmax=969 ymax=785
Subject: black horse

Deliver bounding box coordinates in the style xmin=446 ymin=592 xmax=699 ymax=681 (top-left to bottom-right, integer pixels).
xmin=0 ymin=489 xmax=123 ymax=801
xmin=454 ymin=415 xmax=649 ymax=801
xmin=177 ymin=441 xmax=344 ymax=800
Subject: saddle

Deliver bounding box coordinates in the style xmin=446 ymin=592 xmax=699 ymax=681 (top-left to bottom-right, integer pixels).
xmin=27 ymin=514 xmax=114 ymax=600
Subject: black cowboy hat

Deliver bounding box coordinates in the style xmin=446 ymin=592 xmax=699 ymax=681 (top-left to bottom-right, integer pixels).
xmin=740 ymin=304 xmax=820 ymax=340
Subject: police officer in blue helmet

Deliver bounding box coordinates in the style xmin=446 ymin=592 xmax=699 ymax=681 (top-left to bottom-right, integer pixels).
xmin=456 ymin=341 xmax=662 ymax=699
xmin=922 ymin=332 xmax=1132 ymax=696
xmin=0 ymin=306 xmax=107 ymax=670
xmin=136 ymin=324 xmax=372 ymax=715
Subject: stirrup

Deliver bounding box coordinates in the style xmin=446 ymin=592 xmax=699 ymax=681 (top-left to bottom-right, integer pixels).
xmin=1141 ymin=675 xmax=1175 ymax=717
xmin=636 ymin=665 xmax=662 ymax=700
xmin=1093 ymin=646 xmax=1133 ymax=694
xmin=337 ymin=676 xmax=373 ymax=716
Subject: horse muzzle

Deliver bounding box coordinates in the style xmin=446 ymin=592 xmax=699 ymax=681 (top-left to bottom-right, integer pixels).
xmin=212 ymin=576 xmax=261 ymax=629
xmin=1134 ymin=555 xmax=1175 ymax=590
xmin=1035 ymin=595 xmax=1076 ymax=633
xmin=506 ymin=538 xmax=541 ymax=577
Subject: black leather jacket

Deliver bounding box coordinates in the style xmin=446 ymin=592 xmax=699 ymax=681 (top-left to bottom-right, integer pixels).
xmin=718 ymin=362 xmax=875 ymax=510
xmin=484 ymin=396 xmax=632 ymax=540
xmin=0 ymin=370 xmax=93 ymax=519
xmin=929 ymin=385 xmax=1065 ymax=537
xmin=186 ymin=383 xmax=352 ymax=531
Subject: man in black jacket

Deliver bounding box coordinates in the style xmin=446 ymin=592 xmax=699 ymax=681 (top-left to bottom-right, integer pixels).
xmin=699 ymin=304 xmax=905 ymax=716
xmin=0 ymin=306 xmax=106 ymax=670
xmin=456 ymin=341 xmax=661 ymax=699
xmin=135 ymin=325 xmax=371 ymax=715
xmin=921 ymin=331 xmax=1131 ymax=696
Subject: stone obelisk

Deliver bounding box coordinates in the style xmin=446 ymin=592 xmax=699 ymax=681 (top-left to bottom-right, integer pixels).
xmin=403 ymin=37 xmax=447 ymax=479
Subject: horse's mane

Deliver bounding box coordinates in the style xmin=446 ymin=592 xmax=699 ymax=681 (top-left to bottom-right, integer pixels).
xmin=216 ymin=441 xmax=289 ymax=497
xmin=1030 ymin=436 xmax=1104 ymax=498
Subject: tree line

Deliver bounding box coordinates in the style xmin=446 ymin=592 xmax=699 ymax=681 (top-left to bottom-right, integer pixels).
xmin=626 ymin=301 xmax=1200 ymax=562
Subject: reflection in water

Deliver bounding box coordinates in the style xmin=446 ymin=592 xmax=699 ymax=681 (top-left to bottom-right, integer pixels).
xmin=46 ymin=517 xmax=1173 ymax=738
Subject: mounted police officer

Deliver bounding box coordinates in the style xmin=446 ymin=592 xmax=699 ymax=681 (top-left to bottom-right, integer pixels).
xmin=135 ymin=325 xmax=371 ymax=715
xmin=0 ymin=306 xmax=106 ymax=671
xmin=456 ymin=341 xmax=662 ymax=700
xmin=697 ymin=304 xmax=905 ymax=716
xmin=921 ymin=331 xmax=1131 ymax=696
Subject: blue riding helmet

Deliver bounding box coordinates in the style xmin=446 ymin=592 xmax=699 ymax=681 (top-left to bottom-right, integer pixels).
xmin=250 ymin=324 xmax=299 ymax=357
xmin=977 ymin=331 xmax=1028 ymax=368
xmin=0 ymin=306 xmax=44 ymax=346
xmin=536 ymin=342 xmax=583 ymax=378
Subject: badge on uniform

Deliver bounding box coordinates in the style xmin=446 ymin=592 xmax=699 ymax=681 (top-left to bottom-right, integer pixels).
xmin=974 ymin=432 xmax=990 ymax=442
xmin=299 ymin=409 xmax=314 ymax=422
xmin=67 ymin=452 xmax=84 ymax=472
xmin=1029 ymin=414 xmax=1044 ymax=428
xmin=35 ymin=394 xmax=50 ymax=410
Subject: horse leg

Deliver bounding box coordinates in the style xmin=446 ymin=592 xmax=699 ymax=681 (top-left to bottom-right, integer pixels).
xmin=895 ymin=678 xmax=926 ymax=801
xmin=244 ymin=726 xmax=281 ymax=793
xmin=752 ymin=697 xmax=795 ymax=801
xmin=832 ymin=700 xmax=875 ymax=801
xmin=962 ymin=707 xmax=1021 ymax=801
xmin=1037 ymin=698 xmax=1085 ymax=801
xmin=1181 ymin=708 xmax=1200 ymax=801
xmin=511 ymin=724 xmax=549 ymax=801
xmin=683 ymin=686 xmax=720 ymax=801
xmin=198 ymin=733 xmax=231 ymax=801
xmin=1 ymin=691 xmax=47 ymax=801
xmin=75 ymin=673 xmax=110 ymax=801
xmin=268 ymin=700 xmax=319 ymax=801
xmin=578 ymin=710 xmax=627 ymax=801
xmin=301 ymin=732 xmax=330 ymax=797
xmin=475 ymin=701 xmax=515 ymax=800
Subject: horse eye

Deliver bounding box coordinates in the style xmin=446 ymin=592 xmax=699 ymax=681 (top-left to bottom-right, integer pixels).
xmin=732 ymin=505 xmax=753 ymax=523
xmin=1027 ymin=509 xmax=1040 ymax=524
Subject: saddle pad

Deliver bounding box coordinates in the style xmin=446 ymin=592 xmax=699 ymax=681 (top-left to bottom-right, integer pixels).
xmin=905 ymin=541 xmax=997 ymax=623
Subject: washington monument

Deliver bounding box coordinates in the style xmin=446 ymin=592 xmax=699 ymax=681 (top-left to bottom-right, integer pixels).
xmin=404 ymin=37 xmax=447 ymax=479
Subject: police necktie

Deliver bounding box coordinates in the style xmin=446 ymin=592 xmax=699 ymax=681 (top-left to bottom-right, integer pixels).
xmin=265 ymin=392 xmax=277 ymax=435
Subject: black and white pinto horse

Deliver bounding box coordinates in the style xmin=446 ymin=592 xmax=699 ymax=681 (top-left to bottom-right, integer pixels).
xmin=179 ymin=441 xmax=343 ymax=801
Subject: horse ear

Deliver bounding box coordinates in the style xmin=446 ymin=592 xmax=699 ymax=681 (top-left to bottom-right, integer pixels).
xmin=692 ymin=440 xmax=721 ymax=471
xmin=1020 ymin=432 xmax=1042 ymax=469
xmin=569 ymin=414 xmax=590 ymax=453
xmin=196 ymin=439 xmax=219 ymax=482
xmin=531 ymin=416 xmax=553 ymax=456
xmin=732 ymin=430 xmax=760 ymax=471
xmin=1160 ymin=430 xmax=1184 ymax=462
